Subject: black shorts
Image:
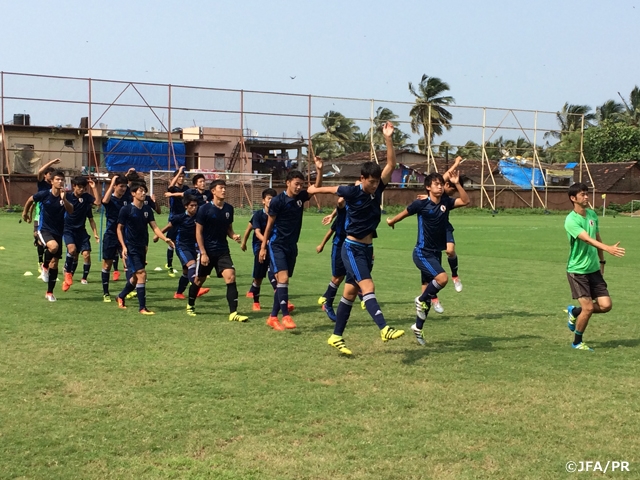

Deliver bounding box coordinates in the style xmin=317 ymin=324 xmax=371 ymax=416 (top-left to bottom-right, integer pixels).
xmin=125 ymin=248 xmax=147 ymax=274
xmin=268 ymin=243 xmax=297 ymax=277
xmin=64 ymin=228 xmax=91 ymax=253
xmin=196 ymin=251 xmax=234 ymax=279
xmin=342 ymin=239 xmax=374 ymax=286
xmin=252 ymin=246 xmax=269 ymax=280
xmin=102 ymin=231 xmax=121 ymax=261
xmin=413 ymin=249 xmax=445 ymax=284
xmin=567 ymin=271 xmax=609 ymax=299
xmin=37 ymin=230 xmax=63 ymax=258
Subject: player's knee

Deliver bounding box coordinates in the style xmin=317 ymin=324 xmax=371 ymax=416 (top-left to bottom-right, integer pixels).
xmin=582 ymin=302 xmax=595 ymax=315
xmin=598 ymin=299 xmax=612 ymax=313
xmin=435 ymin=272 xmax=448 ymax=286
xmin=67 ymin=246 xmax=77 ymax=256
xmin=82 ymin=251 xmax=91 ymax=262
xmin=137 ymin=270 xmax=147 ymax=283
xmin=49 ymin=242 xmax=59 ymax=254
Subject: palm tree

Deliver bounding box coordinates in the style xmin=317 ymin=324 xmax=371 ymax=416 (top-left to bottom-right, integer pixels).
xmin=408 ymin=75 xmax=454 ymax=144
xmin=596 ymin=100 xmax=624 ymax=124
xmin=435 ymin=141 xmax=454 ymax=157
xmin=319 ymin=110 xmax=359 ymax=148
xmin=544 ymin=103 xmax=595 ymax=140
xmin=456 ymin=140 xmax=481 ymax=159
xmin=343 ymin=132 xmax=370 ymax=154
xmin=619 ymin=86 xmax=640 ymax=126
xmin=371 ymin=106 xmax=412 ymax=150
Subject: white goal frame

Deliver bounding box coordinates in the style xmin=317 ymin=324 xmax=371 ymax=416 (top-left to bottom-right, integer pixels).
xmin=631 ymin=199 xmax=640 ymax=217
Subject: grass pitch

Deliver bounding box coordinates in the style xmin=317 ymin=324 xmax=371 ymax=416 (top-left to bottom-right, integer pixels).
xmin=0 ymin=211 xmax=638 ymax=479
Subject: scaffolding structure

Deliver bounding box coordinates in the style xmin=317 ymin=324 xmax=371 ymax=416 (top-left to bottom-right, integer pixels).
xmin=0 ymin=70 xmax=594 ymax=208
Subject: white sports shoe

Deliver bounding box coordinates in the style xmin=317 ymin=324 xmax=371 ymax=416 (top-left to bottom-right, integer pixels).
xmin=415 ymin=296 xmax=427 ymax=320
xmin=432 ymin=298 xmax=444 ymax=314
xmin=411 ymin=323 xmax=426 ymax=346
xmin=40 ymin=269 xmax=49 ymax=283
xmin=453 ymin=276 xmax=463 ymax=292
xmin=45 ymin=293 xmax=57 ymax=302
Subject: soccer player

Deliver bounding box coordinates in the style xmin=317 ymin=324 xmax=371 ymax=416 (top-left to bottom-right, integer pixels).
xmin=307 ymin=122 xmax=404 ymax=354
xmin=165 ymin=166 xmax=190 ymax=276
xmin=564 ymin=182 xmax=625 ymax=351
xmin=115 ymin=182 xmax=174 ymax=314
xmin=33 ymin=158 xmax=61 ymax=277
xmin=316 ymin=198 xmax=347 ymax=322
xmin=259 ymin=158 xmax=324 ymax=330
xmin=22 ymin=170 xmax=74 ymax=301
xmin=166 ymin=173 xmax=212 ymax=207
xmin=100 ymin=174 xmax=129 ymax=302
xmin=240 ymin=188 xmax=278 ymax=311
xmin=190 ymin=180 xmax=248 ymax=321
xmin=61 ymin=176 xmax=101 ymax=291
xmin=386 ymin=169 xmax=469 ymax=346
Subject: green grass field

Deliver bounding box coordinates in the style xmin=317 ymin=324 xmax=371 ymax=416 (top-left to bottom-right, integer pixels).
xmin=0 ymin=211 xmax=638 ymax=479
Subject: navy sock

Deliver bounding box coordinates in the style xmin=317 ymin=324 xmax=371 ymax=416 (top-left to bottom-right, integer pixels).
xmin=277 ymin=283 xmax=290 ymax=316
xmin=43 ymin=250 xmax=52 ymax=269
xmin=573 ymin=330 xmax=584 ymax=345
xmin=323 ymin=281 xmax=339 ymax=306
xmin=268 ymin=270 xmax=277 ymax=290
xmin=448 ymin=255 xmax=459 ymax=277
xmin=177 ymin=275 xmax=189 ymax=294
xmin=101 ymin=269 xmax=110 ymax=294
xmin=119 ymin=279 xmax=136 ymax=299
xmin=363 ymin=292 xmax=386 ymax=329
xmin=419 ymin=279 xmax=445 ymax=303
xmin=188 ymin=283 xmax=199 ymax=307
xmin=270 ymin=289 xmax=280 ymax=317
xmin=187 ymin=265 xmax=197 ymax=284
xmin=166 ymin=248 xmax=174 ymax=268
xmin=71 ymin=260 xmax=79 ymax=275
xmin=416 ymin=302 xmax=431 ymax=330
xmin=47 ymin=268 xmax=58 ymax=293
xmin=81 ymin=263 xmax=90 ymax=279
xmin=250 ymin=281 xmax=261 ymax=304
xmin=226 ymin=282 xmax=239 ymax=314
xmin=64 ymin=254 xmax=74 ymax=274
xmin=136 ymin=283 xmax=146 ymax=310
xmin=125 ymin=268 xmax=132 ymax=283
xmin=333 ymin=297 xmax=354 ymax=336
xmin=113 ymin=256 xmax=119 ymax=272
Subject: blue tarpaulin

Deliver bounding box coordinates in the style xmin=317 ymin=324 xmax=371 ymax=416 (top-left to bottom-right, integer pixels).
xmin=498 ymin=158 xmax=544 ymax=190
xmin=104 ymin=138 xmax=186 ymax=172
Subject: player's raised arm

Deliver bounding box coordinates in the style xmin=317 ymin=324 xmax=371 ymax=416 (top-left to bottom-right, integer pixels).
xmin=381 ymin=122 xmax=397 ymax=185
xmin=88 ymin=178 xmax=102 ymax=206
xmin=312 ymin=156 xmax=324 ymax=191
xmin=168 ymin=166 xmax=185 ymax=189
xmin=102 ymin=176 xmax=118 ymax=204
xmin=449 ymin=170 xmax=470 ymax=208
xmin=443 ymin=156 xmax=463 ymax=183
xmin=60 ymin=190 xmax=74 ymax=214
xmin=307 ymin=185 xmax=340 ymax=196
xmin=37 ymin=158 xmax=60 ymax=181
xmin=577 ymin=232 xmax=625 ymax=258
xmin=386 ymin=209 xmax=410 ymax=229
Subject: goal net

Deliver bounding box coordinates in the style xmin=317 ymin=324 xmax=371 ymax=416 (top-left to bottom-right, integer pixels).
xmin=149 ymin=170 xmax=272 ymax=212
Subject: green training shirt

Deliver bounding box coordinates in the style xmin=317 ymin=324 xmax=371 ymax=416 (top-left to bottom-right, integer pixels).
xmin=564 ymin=209 xmax=600 ymax=274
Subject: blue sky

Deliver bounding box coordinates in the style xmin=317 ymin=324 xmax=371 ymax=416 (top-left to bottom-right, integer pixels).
xmin=2 ymin=0 xmax=639 ymax=149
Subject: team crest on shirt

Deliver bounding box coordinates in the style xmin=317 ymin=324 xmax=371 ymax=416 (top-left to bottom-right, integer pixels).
xmin=59 ymin=200 xmax=64 ymax=205
xmin=370 ymin=193 xmax=375 ymax=199
xmin=144 ymin=200 xmax=148 ymax=205
xmin=297 ymin=200 xmax=303 ymax=207
xmin=225 ymin=212 xmax=230 ymax=219
xmin=589 ymin=219 xmax=594 ymax=226
xmin=79 ymin=197 xmax=84 ymax=203
xmin=203 ymin=195 xmax=207 ymax=201
xmin=144 ymin=212 xmax=148 ymax=218
xmin=440 ymin=205 xmax=447 ymax=212
xmin=123 ymin=201 xmax=128 ymax=206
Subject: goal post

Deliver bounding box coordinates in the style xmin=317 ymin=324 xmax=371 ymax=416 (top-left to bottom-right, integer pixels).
xmin=631 ymin=199 xmax=640 ymax=217
xmin=149 ymin=170 xmax=272 ymax=211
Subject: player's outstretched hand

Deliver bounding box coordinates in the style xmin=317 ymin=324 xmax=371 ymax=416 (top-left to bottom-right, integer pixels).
xmin=382 ymin=121 xmax=394 ymax=138
xmin=386 ymin=217 xmax=395 ymax=229
xmin=314 ymin=156 xmax=323 ymax=171
xmin=52 ymin=158 xmax=61 ymax=165
xmin=316 ymin=245 xmax=323 ymax=254
xmin=321 ymin=214 xmax=332 ymax=225
xmin=88 ymin=178 xmax=95 ymax=189
xmin=152 ymin=235 xmax=159 ymax=243
xmin=449 ymin=169 xmax=460 ymax=185
xmin=607 ymin=242 xmax=625 ymax=258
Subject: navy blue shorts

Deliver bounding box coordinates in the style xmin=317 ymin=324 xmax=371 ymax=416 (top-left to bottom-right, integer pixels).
xmin=446 ymin=226 xmax=455 ymax=245
xmin=64 ymin=228 xmax=91 ymax=253
xmin=253 ymin=246 xmax=269 ymax=279
xmin=166 ymin=224 xmax=178 ymax=242
xmin=195 ymin=251 xmax=234 ymax=279
xmin=125 ymin=248 xmax=147 ymax=274
xmin=331 ymin=241 xmax=347 ymax=278
xmin=176 ymin=244 xmax=197 ymax=267
xmin=268 ymin=243 xmax=297 ymax=277
xmin=102 ymin=231 xmax=121 ymax=261
xmin=342 ymin=239 xmax=374 ymax=286
xmin=413 ymin=249 xmax=445 ymax=284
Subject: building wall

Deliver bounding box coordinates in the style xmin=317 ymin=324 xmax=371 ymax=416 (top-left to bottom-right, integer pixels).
xmin=183 ymin=127 xmax=250 ymax=173
xmin=1 ymin=129 xmax=83 ymax=174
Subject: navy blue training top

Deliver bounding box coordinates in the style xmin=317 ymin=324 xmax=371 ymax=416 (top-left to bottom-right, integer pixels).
xmin=406 ymin=195 xmax=457 ymax=252
xmin=331 ymin=206 xmax=347 ymax=245
xmin=196 ymin=202 xmax=234 ymax=255
xmin=268 ymin=190 xmax=310 ymax=246
xmin=336 ymin=182 xmax=386 ymax=240
xmin=250 ymin=209 xmax=268 ymax=252
xmin=168 ymin=184 xmax=189 ymax=218
xmin=171 ymin=212 xmax=197 ymax=251
xmin=64 ymin=192 xmax=95 ymax=231
xmin=102 ymin=195 xmax=129 ymax=234
xmin=117 ymin=203 xmax=156 ymax=250
xmin=184 ymin=188 xmax=213 ymax=207
xmin=37 ymin=179 xmax=51 ymax=192
xmin=33 ymin=189 xmax=68 ymax=236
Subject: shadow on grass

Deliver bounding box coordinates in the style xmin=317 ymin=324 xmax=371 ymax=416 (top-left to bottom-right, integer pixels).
xmin=590 ymin=338 xmax=640 ymax=349
xmin=397 ymin=334 xmax=542 ymax=364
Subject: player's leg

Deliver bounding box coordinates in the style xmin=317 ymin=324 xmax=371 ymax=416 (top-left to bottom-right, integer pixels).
xmin=249 ymin=251 xmax=268 ymax=310
xmin=219 ymin=258 xmax=248 ymax=322
xmin=80 ymin=250 xmax=91 ymax=284
xmin=186 ymin=252 xmax=210 ymax=316
xmin=565 ymin=273 xmax=596 ymax=351
xmin=112 ymin=253 xmax=120 ymax=281
xmin=165 ymin=225 xmax=178 ymax=276
xmin=327 ymin=279 xmax=358 ymax=355
xmin=446 ymin=237 xmax=462 ymax=292
xmin=102 ymin=258 xmax=114 ymax=301
xmin=62 ymin=236 xmax=77 ymax=292
xmin=173 ymin=247 xmax=192 ymax=299
xmin=265 ymin=245 xmax=287 ymax=330
xmin=319 ymin=242 xmax=345 ymax=322
xmin=44 ymin=236 xmax=62 ymax=301
xmin=414 ymin=250 xmax=448 ymax=314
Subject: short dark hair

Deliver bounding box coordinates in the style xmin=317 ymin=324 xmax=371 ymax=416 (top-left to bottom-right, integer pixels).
xmin=568 ymin=182 xmax=589 ymax=199
xmin=52 ymin=169 xmax=65 ymax=179
xmin=114 ymin=174 xmax=128 ymax=186
xmin=173 ymin=168 xmax=185 ymax=177
xmin=71 ymin=175 xmax=88 ymax=187
xmin=129 ymin=182 xmax=148 ymax=194
xmin=360 ymin=162 xmax=382 ymax=180
xmin=209 ymin=179 xmax=226 ymax=190
xmin=192 ymin=173 xmax=205 ymax=185
xmin=424 ymin=172 xmax=444 ymax=187
xmin=42 ymin=166 xmax=56 ymax=176
xmin=262 ymin=188 xmax=277 ymax=199
xmin=126 ymin=171 xmax=141 ymax=182
xmin=286 ymin=170 xmax=305 ymax=182
xmin=182 ymin=193 xmax=199 ymax=206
